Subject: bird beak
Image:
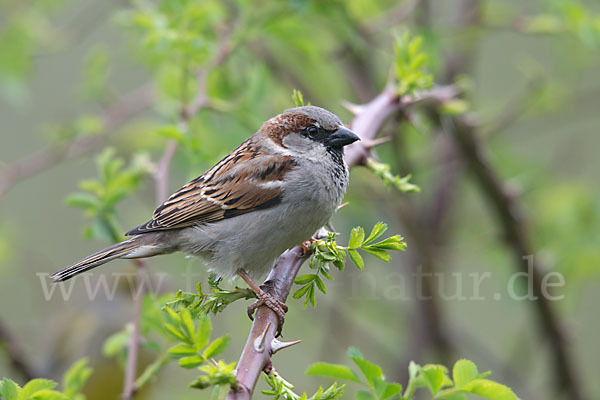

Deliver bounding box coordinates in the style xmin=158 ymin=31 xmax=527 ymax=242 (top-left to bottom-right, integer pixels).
xmin=327 ymin=127 xmax=360 ymax=148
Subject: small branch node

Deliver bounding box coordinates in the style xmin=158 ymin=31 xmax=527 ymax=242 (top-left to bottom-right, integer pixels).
xmin=263 ymin=360 xmax=273 ymax=375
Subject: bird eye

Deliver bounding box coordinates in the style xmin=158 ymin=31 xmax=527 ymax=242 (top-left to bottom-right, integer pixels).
xmin=306 ymin=125 xmax=318 ymax=138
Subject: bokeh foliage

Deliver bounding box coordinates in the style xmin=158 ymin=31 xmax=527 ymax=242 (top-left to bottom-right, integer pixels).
xmin=1 ymin=0 xmax=600 ymax=399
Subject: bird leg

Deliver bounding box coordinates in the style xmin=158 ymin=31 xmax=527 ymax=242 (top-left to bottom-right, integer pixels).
xmin=237 ymin=268 xmax=288 ymax=336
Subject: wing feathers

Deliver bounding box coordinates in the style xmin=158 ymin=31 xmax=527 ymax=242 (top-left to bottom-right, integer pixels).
xmin=126 ymin=141 xmax=296 ymax=236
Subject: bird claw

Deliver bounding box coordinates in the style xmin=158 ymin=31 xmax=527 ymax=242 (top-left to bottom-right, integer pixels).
xmin=247 ymin=290 xmax=288 ymax=337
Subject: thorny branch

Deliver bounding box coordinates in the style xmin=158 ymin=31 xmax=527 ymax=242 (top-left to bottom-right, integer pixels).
xmin=228 ymin=85 xmax=457 ymax=400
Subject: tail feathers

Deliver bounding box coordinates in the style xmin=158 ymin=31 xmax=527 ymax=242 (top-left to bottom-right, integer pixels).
xmin=51 ymin=238 xmax=142 ymax=282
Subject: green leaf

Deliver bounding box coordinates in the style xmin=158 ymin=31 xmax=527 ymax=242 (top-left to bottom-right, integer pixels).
xmin=314 ymin=275 xmax=327 ymax=294
xmin=348 ymin=227 xmax=365 ymax=248
xmin=203 ymin=335 xmax=231 ymax=359
xmin=362 ymin=223 xmax=387 ymax=246
xmin=420 ymin=365 xmax=446 ymax=395
xmin=348 ymin=249 xmax=364 ymax=270
xmin=332 ymin=257 xmax=345 ymax=271
xmin=79 ymin=179 xmax=102 ymax=194
xmin=438 ymin=392 xmax=467 ymax=400
xmin=30 ymin=390 xmax=68 ymax=400
xmin=65 ymin=193 xmax=100 ymax=210
xmin=350 ymin=357 xmax=383 ymax=387
xmin=168 ymin=343 xmax=197 ymax=357
xmin=373 ymin=378 xmax=387 ymax=399
xmin=164 ymin=323 xmax=189 ymax=342
xmin=461 ymin=379 xmax=518 ymax=400
xmin=394 ymin=31 xmax=433 ymax=95
xmin=305 ymin=363 xmax=362 ymax=383
xmin=63 ymin=358 xmax=92 ymax=397
xmin=381 ymin=382 xmax=403 ymax=399
xmin=210 ymin=384 xmax=231 ymax=400
xmin=180 ymin=307 xmax=196 ymax=341
xmin=317 ymin=252 xmax=336 ymax=262
xmin=20 ymin=379 xmax=57 ymax=399
xmin=292 ymin=89 xmax=308 ymax=107
xmin=365 ymin=159 xmax=421 ymax=193
xmin=195 ymin=314 xmax=212 ymax=350
xmin=440 ymin=99 xmax=469 ymax=115
xmin=190 ymin=376 xmax=212 ymax=390
xmin=360 ymin=247 xmax=392 ymax=262
xmin=156 ymin=125 xmax=185 ymax=141
xmin=308 ymin=285 xmax=316 ymax=308
xmin=293 ymin=283 xmax=312 ymax=299
xmin=356 ymin=390 xmax=374 ymax=400
xmin=164 ymin=305 xmax=181 ymax=323
xmin=0 ymin=379 xmax=20 ymax=400
xmin=347 ymin=347 xmax=364 ymax=359
xmin=102 ymin=328 xmax=130 ymax=358
xmin=452 ymin=359 xmax=478 ymax=388
xmin=369 ymin=236 xmax=407 ymax=251
xmin=179 ymin=355 xmax=206 ymax=369
xmin=294 ymin=274 xmax=316 ymax=285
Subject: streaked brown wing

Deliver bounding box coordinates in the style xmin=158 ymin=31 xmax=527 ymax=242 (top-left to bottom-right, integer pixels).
xmin=125 ymin=140 xmax=296 ymax=236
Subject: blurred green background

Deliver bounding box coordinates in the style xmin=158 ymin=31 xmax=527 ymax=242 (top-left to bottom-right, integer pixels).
xmin=0 ymin=0 xmax=599 ymax=399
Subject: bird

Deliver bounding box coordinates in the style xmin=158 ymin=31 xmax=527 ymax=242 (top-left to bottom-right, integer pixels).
xmin=51 ymin=105 xmax=359 ymax=325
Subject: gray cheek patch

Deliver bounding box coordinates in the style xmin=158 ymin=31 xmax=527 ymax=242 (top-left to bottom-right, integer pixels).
xmin=282 ymin=132 xmax=314 ymax=152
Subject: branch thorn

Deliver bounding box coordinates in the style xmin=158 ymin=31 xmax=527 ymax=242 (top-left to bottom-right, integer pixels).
xmin=341 ymin=100 xmax=366 ymax=115
xmin=253 ymin=321 xmax=272 ymax=353
xmin=364 ymin=136 xmax=392 ymax=149
xmin=270 ymin=338 xmax=301 ymax=354
xmin=336 ymin=202 xmax=350 ymax=211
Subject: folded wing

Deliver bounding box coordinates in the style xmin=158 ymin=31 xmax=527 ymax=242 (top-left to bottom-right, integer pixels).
xmin=126 ymin=141 xmax=296 ymax=235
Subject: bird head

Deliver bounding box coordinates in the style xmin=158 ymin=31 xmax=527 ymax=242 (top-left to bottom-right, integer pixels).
xmin=259 ymin=106 xmax=360 ymax=156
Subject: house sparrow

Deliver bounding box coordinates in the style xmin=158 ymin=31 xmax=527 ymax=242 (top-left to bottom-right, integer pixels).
xmin=51 ymin=105 xmax=359 ymax=323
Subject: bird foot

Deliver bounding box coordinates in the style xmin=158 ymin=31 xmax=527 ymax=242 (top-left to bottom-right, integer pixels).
xmin=237 ymin=268 xmax=288 ymax=336
xmin=247 ymin=289 xmax=288 ymax=337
